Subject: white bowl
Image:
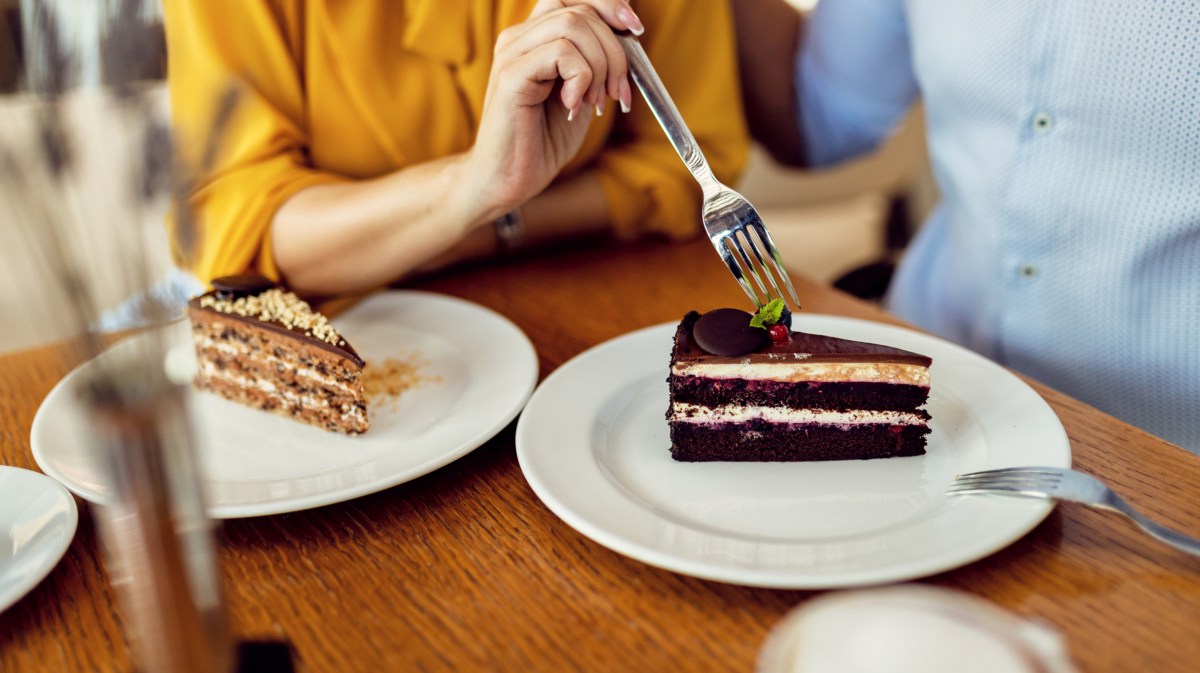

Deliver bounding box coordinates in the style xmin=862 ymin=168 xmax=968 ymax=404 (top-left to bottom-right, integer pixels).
xmin=758 ymin=585 xmax=1076 ymax=673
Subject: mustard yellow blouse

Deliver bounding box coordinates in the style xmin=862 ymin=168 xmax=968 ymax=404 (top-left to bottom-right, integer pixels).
xmin=163 ymin=0 xmax=748 ymax=283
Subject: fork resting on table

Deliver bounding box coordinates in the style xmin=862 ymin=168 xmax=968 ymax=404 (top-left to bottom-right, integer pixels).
xmin=948 ymin=466 xmax=1200 ymax=557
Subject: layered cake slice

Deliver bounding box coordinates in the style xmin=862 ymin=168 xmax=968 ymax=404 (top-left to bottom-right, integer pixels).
xmin=667 ymin=306 xmax=931 ymax=461
xmin=187 ymin=275 xmax=369 ymax=434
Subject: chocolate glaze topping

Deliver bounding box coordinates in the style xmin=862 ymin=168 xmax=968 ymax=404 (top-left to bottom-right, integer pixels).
xmin=211 ymin=273 xmax=277 ymax=300
xmin=674 ymin=311 xmax=932 ymax=367
xmin=188 ymin=289 xmax=364 ymax=368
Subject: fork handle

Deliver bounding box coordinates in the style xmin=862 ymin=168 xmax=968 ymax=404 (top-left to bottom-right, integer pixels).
xmin=1112 ymin=498 xmax=1200 ymax=557
xmin=615 ymin=31 xmax=718 ymax=188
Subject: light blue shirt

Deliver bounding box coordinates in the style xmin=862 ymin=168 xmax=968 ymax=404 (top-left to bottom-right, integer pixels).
xmin=799 ymin=0 xmax=1200 ymax=453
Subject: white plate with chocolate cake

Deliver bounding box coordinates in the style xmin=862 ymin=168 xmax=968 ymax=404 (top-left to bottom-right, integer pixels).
xmin=32 ymin=290 xmax=537 ymax=518
xmin=516 ymin=311 xmax=1070 ymax=588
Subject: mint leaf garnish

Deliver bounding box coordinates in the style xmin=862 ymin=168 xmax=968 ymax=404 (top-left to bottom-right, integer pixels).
xmin=749 ymin=298 xmax=785 ymax=329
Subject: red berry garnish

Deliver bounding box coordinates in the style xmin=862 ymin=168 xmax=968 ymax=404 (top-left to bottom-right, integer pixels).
xmin=768 ymin=324 xmax=789 ymax=344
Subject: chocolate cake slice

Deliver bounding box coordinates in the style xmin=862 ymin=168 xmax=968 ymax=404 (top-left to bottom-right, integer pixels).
xmin=187 ymin=275 xmax=369 ymax=434
xmin=667 ymin=309 xmax=931 ymax=461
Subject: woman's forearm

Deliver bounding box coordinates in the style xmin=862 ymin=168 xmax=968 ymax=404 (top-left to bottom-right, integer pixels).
xmin=270 ymin=1 xmax=643 ymax=295
xmin=414 ymin=170 xmax=612 ymax=272
xmin=271 ymin=153 xmax=500 ymax=294
xmin=274 ymin=159 xmax=613 ymax=292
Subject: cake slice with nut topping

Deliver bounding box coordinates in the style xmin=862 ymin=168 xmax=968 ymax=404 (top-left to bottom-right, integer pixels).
xmin=187 ymin=274 xmax=369 ymax=434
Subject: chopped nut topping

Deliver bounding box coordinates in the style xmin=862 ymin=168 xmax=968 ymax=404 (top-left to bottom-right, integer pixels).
xmin=199 ymin=289 xmax=345 ymax=346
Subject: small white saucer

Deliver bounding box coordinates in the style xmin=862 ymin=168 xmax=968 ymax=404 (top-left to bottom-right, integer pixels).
xmin=0 ymin=466 xmax=78 ymax=613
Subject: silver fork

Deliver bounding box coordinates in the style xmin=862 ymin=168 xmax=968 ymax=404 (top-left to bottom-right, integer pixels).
xmin=947 ymin=466 xmax=1200 ymax=557
xmin=616 ymin=32 xmax=801 ymax=310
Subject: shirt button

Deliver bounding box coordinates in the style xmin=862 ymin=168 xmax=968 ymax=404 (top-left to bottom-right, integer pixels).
xmin=1019 ymin=264 xmax=1039 ymax=279
xmin=1032 ymin=111 xmax=1055 ymax=134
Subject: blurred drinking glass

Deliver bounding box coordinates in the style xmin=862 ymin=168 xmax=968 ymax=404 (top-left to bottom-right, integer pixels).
xmin=2 ymin=2 xmax=233 ymax=671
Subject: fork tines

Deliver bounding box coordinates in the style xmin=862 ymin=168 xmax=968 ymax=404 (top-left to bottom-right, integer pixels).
xmin=957 ymin=467 xmax=1066 ymax=479
xmin=715 ymin=214 xmax=801 ymax=311
xmin=946 ymin=467 xmax=1064 ymax=496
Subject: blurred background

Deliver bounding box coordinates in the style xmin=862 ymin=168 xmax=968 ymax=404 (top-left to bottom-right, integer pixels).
xmin=0 ymin=0 xmax=936 ymax=354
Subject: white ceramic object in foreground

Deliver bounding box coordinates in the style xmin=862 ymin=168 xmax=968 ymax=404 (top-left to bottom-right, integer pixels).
xmin=757 ymin=585 xmax=1077 ymax=673
xmin=516 ymin=315 xmax=1071 ymax=588
xmin=0 ymin=466 xmax=78 ymax=613
xmin=31 ymin=291 xmax=538 ymax=518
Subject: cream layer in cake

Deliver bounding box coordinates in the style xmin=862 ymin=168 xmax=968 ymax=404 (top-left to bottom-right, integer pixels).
xmin=671 ymin=361 xmax=930 ymax=386
xmin=669 ymin=402 xmax=928 ymax=426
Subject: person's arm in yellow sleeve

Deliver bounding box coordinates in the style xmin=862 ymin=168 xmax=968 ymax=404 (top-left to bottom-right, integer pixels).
xmin=163 ymin=0 xmax=344 ymax=284
xmin=169 ymin=0 xmax=744 ymax=295
xmin=589 ymin=0 xmax=750 ymax=243
xmin=168 ymin=0 xmax=644 ymax=294
xmin=166 ymin=0 xmax=516 ymax=289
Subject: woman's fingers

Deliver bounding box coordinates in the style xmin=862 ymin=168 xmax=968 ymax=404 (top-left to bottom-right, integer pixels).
xmin=495 ymin=6 xmax=630 ymax=114
xmin=501 ymin=38 xmax=594 ymax=118
xmin=530 ymin=0 xmax=644 ymax=35
xmin=544 ymin=7 xmax=624 ymax=114
xmin=573 ymin=7 xmax=629 ymax=114
xmin=528 ymin=0 xmax=641 ymax=104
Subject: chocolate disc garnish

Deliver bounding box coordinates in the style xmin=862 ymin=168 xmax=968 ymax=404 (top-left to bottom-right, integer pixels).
xmin=692 ymin=308 xmax=768 ymax=357
xmin=212 ymin=274 xmax=276 ymax=300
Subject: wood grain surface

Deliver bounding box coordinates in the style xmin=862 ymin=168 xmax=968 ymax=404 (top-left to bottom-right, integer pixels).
xmin=2 ymin=238 xmax=1198 ymax=672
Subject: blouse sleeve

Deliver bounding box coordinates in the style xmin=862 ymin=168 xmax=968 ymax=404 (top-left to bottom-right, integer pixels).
xmin=592 ymin=0 xmax=750 ymax=241
xmin=163 ymin=0 xmax=347 ymax=283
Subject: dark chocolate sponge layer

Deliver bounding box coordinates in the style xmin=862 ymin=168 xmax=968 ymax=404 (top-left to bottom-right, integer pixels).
xmin=669 ymin=377 xmax=931 ymax=415
xmin=668 ymin=421 xmax=929 ymax=462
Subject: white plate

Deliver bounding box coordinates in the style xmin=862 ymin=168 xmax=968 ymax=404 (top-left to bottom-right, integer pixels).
xmin=32 ymin=291 xmax=538 ymax=518
xmin=516 ymin=314 xmax=1071 ymax=588
xmin=0 ymin=466 xmax=78 ymax=613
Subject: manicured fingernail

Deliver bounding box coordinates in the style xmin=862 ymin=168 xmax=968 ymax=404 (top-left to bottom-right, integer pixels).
xmin=595 ymin=99 xmax=605 ymax=117
xmin=619 ymin=79 xmax=632 ymax=113
xmin=567 ymin=106 xmax=576 ymax=122
xmin=617 ymin=5 xmax=645 ymax=35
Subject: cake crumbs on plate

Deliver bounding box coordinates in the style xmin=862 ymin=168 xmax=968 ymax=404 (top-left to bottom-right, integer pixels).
xmin=362 ymin=356 xmax=438 ymax=405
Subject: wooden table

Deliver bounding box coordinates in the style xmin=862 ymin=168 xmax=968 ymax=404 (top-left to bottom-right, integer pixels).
xmin=2 ymin=239 xmax=1198 ymax=672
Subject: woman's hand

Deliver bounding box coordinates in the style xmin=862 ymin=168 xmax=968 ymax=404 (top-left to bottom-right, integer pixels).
xmin=460 ymin=0 xmax=644 ymax=224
